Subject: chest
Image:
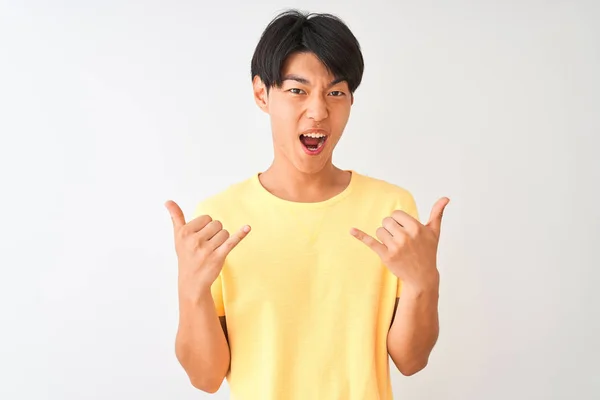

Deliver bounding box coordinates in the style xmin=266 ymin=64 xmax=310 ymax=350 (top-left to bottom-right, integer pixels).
xmin=221 ymin=212 xmax=388 ymax=312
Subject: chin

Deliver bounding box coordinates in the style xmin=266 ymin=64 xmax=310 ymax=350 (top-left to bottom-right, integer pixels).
xmin=292 ymin=156 xmax=332 ymax=175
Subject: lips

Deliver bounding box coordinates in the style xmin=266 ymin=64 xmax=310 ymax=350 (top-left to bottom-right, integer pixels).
xmin=299 ymin=129 xmax=328 ymax=155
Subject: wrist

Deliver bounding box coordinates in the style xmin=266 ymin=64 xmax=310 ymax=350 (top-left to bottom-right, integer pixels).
xmin=403 ymin=272 xmax=440 ymax=298
xmin=178 ymin=282 xmax=213 ymax=306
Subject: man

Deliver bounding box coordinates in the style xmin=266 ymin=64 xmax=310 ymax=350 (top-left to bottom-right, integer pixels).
xmin=165 ymin=9 xmax=449 ymax=400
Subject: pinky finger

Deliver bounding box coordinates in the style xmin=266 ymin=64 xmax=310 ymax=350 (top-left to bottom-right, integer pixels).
xmin=215 ymin=225 xmax=251 ymax=257
xmin=350 ymin=227 xmax=387 ymax=258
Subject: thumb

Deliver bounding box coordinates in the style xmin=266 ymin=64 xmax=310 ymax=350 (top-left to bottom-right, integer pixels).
xmin=427 ymin=197 xmax=450 ymax=237
xmin=164 ymin=200 xmax=186 ymax=230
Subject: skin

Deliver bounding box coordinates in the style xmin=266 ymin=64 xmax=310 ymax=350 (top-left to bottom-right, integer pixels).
xmin=252 ymin=51 xmax=354 ymax=202
xmin=165 ymin=51 xmax=449 ymax=392
xmin=351 ymin=197 xmax=449 ymax=375
xmin=165 ymin=203 xmax=249 ymax=392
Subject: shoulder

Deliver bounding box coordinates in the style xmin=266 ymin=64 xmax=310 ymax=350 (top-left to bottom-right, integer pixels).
xmin=192 ymin=174 xmax=256 ymax=219
xmin=352 ymin=171 xmax=419 ymax=218
xmin=355 ymin=172 xmax=415 ymax=200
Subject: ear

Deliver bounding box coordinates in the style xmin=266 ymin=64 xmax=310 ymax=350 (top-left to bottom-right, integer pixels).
xmin=252 ymin=76 xmax=269 ymax=112
xmin=351 ymin=93 xmax=354 ymax=105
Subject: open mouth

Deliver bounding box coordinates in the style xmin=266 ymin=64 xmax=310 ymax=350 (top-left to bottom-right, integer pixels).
xmin=299 ymin=133 xmax=328 ymax=154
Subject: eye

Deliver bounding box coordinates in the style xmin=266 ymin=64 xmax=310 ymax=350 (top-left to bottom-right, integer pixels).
xmin=329 ymin=91 xmax=346 ymax=97
xmin=288 ymin=88 xmax=306 ymax=95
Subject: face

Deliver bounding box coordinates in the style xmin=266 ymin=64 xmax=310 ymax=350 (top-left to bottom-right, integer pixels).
xmin=253 ymin=52 xmax=353 ymax=174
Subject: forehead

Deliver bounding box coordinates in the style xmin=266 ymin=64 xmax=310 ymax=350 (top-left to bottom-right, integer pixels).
xmin=281 ymin=52 xmax=337 ymax=82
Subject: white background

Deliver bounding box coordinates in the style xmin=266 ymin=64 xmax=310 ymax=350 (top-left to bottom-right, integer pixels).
xmin=1 ymin=0 xmax=599 ymax=399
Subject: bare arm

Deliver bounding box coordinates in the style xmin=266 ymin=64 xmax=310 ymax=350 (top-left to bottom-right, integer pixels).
xmin=175 ymin=290 xmax=230 ymax=393
xmin=387 ymin=283 xmax=439 ymax=376
xmin=164 ymin=200 xmax=250 ymax=393
xmin=350 ymin=197 xmax=449 ymax=376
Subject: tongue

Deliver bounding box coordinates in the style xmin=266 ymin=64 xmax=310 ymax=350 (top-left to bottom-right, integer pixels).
xmin=302 ymin=137 xmax=321 ymax=147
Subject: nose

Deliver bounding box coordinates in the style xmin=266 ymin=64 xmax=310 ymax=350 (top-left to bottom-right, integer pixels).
xmin=305 ymin=93 xmax=329 ymax=123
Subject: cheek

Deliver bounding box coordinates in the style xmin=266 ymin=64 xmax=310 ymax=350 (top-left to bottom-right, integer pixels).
xmin=269 ymin=102 xmax=301 ymax=135
xmin=268 ymin=94 xmax=298 ymax=114
xmin=276 ymin=102 xmax=302 ymax=122
xmin=330 ymin=106 xmax=351 ymax=134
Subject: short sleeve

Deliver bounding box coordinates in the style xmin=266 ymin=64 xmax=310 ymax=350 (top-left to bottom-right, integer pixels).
xmin=193 ymin=201 xmax=225 ymax=316
xmin=396 ymin=279 xmax=403 ymax=298
xmin=395 ymin=190 xmax=420 ymax=298
xmin=400 ymin=190 xmax=419 ymax=221
xmin=211 ymin=275 xmax=226 ymax=317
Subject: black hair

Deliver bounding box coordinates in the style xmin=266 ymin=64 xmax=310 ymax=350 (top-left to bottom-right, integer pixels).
xmin=250 ymin=9 xmax=364 ymax=93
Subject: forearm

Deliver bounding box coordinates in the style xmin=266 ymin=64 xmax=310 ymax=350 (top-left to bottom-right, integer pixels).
xmin=175 ymin=290 xmax=230 ymax=393
xmin=387 ymin=283 xmax=439 ymax=376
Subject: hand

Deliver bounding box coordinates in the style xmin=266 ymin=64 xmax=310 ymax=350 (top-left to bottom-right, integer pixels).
xmin=350 ymin=197 xmax=449 ymax=291
xmin=165 ymin=200 xmax=251 ymax=301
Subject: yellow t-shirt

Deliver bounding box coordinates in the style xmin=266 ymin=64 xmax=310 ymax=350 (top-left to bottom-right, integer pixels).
xmin=193 ymin=170 xmax=419 ymax=400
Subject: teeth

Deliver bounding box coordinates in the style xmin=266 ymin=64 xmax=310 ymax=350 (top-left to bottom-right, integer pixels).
xmin=302 ymin=133 xmax=326 ymax=138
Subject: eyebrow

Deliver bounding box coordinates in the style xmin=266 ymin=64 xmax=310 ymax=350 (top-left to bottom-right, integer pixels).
xmin=282 ymin=74 xmax=346 ymax=87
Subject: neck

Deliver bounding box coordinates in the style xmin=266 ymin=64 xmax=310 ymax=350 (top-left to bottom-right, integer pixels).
xmin=258 ymin=158 xmax=350 ymax=203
